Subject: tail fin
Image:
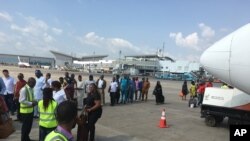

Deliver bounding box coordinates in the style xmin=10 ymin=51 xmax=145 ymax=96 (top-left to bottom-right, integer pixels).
xmin=18 ymin=56 xmax=21 ymax=62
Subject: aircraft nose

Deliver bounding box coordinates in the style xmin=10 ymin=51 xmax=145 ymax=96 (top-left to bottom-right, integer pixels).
xmin=200 ymin=33 xmax=233 ymax=83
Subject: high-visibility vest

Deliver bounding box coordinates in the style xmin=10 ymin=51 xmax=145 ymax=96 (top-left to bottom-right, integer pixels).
xmin=38 ymin=100 xmax=58 ymax=128
xmin=20 ymin=85 xmax=34 ymax=114
xmin=45 ymin=130 xmax=68 ymax=141
xmin=221 ymin=85 xmax=229 ymax=89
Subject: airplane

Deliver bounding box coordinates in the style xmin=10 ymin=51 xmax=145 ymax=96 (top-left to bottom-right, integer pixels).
xmin=17 ymin=56 xmax=31 ymax=68
xmin=200 ymin=23 xmax=250 ymax=94
xmin=200 ymin=23 xmax=250 ymax=126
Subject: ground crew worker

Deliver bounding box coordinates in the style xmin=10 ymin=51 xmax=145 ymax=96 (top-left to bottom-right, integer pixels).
xmin=221 ymin=82 xmax=229 ymax=89
xmin=38 ymin=88 xmax=58 ymax=141
xmin=45 ymin=101 xmax=77 ymax=141
xmin=19 ymin=77 xmax=37 ymax=141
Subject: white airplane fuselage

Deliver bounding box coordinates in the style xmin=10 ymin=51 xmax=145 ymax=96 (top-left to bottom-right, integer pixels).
xmin=200 ymin=23 xmax=250 ymax=94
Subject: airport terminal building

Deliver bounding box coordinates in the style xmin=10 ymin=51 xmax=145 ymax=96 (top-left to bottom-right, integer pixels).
xmin=0 ymin=53 xmax=55 ymax=67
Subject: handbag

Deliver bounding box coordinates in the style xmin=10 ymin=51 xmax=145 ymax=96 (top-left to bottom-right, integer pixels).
xmin=78 ymin=109 xmax=88 ymax=126
xmin=178 ymin=91 xmax=184 ymax=97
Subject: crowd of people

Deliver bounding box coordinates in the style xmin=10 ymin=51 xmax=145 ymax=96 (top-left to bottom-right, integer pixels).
xmin=0 ymin=69 xmax=161 ymax=141
xmin=181 ymin=79 xmax=213 ymax=106
xmin=2 ymin=68 xmax=229 ymax=140
xmin=0 ymin=70 xmax=104 ymax=141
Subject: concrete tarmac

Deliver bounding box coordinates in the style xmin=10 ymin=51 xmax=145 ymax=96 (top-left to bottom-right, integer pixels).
xmin=0 ymin=66 xmax=229 ymax=141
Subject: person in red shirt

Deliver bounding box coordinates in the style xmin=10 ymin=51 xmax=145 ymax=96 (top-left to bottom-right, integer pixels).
xmin=206 ymin=79 xmax=213 ymax=88
xmin=14 ymin=73 xmax=27 ymax=121
xmin=197 ymin=80 xmax=206 ymax=106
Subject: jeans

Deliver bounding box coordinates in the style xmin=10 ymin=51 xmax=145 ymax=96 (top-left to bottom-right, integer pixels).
xmin=4 ymin=94 xmax=15 ymax=114
xmin=198 ymin=94 xmax=204 ymax=105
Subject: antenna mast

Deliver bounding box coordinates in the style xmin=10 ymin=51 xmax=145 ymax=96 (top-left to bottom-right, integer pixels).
xmin=162 ymin=42 xmax=165 ymax=57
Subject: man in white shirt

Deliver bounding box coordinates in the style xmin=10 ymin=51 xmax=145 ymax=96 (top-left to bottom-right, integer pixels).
xmin=2 ymin=69 xmax=16 ymax=115
xmin=52 ymin=81 xmax=67 ymax=104
xmin=85 ymin=75 xmax=95 ymax=94
xmin=96 ymin=75 xmax=106 ymax=105
xmin=43 ymin=73 xmax=52 ymax=88
xmin=76 ymin=75 xmax=84 ymax=109
xmin=34 ymin=70 xmax=45 ymax=118
xmin=109 ymin=77 xmax=118 ymax=106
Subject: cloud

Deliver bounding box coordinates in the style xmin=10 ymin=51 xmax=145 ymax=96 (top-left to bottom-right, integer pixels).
xmin=169 ymin=23 xmax=216 ymax=52
xmin=10 ymin=15 xmax=57 ymax=44
xmin=0 ymin=12 xmax=12 ymax=22
xmin=77 ymin=32 xmax=142 ymax=55
xmin=80 ymin=32 xmax=104 ymax=46
xmin=0 ymin=32 xmax=9 ymax=44
xmin=108 ymin=38 xmax=133 ymax=48
xmin=199 ymin=23 xmax=215 ymax=38
xmin=169 ymin=32 xmax=200 ymax=50
xmin=10 ymin=17 xmax=49 ymax=36
xmin=52 ymin=27 xmax=63 ymax=35
xmin=0 ymin=13 xmax=58 ymax=57
xmin=43 ymin=33 xmax=55 ymax=43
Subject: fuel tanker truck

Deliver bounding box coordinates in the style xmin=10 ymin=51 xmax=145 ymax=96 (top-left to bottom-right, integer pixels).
xmin=200 ymin=23 xmax=250 ymax=126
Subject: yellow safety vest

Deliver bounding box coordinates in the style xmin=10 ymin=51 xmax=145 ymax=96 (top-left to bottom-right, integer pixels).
xmin=45 ymin=130 xmax=68 ymax=141
xmin=38 ymin=100 xmax=58 ymax=128
xmin=221 ymin=85 xmax=229 ymax=89
xmin=20 ymin=85 xmax=34 ymax=114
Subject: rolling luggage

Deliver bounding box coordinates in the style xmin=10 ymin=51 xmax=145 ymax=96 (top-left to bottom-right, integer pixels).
xmin=160 ymin=95 xmax=165 ymax=103
xmin=188 ymin=98 xmax=198 ymax=108
xmin=77 ymin=109 xmax=88 ymax=141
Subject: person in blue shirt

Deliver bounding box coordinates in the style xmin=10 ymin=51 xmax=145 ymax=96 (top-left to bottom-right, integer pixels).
xmin=120 ymin=75 xmax=129 ymax=104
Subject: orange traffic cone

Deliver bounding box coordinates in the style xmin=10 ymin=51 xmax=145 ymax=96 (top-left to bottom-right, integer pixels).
xmin=159 ymin=109 xmax=168 ymax=128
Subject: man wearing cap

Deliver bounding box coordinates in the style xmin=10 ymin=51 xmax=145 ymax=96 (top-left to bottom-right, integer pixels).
xmin=34 ymin=70 xmax=45 ymax=118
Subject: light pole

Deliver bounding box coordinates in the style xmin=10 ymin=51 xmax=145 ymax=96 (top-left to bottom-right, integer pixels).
xmin=119 ymin=50 xmax=121 ymax=74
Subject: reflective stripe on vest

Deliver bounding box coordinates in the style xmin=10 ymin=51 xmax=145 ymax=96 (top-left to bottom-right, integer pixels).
xmin=45 ymin=131 xmax=68 ymax=141
xmin=20 ymin=85 xmax=34 ymax=113
xmin=38 ymin=100 xmax=58 ymax=128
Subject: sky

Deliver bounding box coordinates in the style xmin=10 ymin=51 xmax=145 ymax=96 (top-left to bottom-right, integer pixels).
xmin=0 ymin=0 xmax=250 ymax=61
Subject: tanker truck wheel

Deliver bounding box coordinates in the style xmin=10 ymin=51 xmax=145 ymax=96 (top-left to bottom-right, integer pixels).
xmin=215 ymin=116 xmax=224 ymax=124
xmin=205 ymin=115 xmax=217 ymax=127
